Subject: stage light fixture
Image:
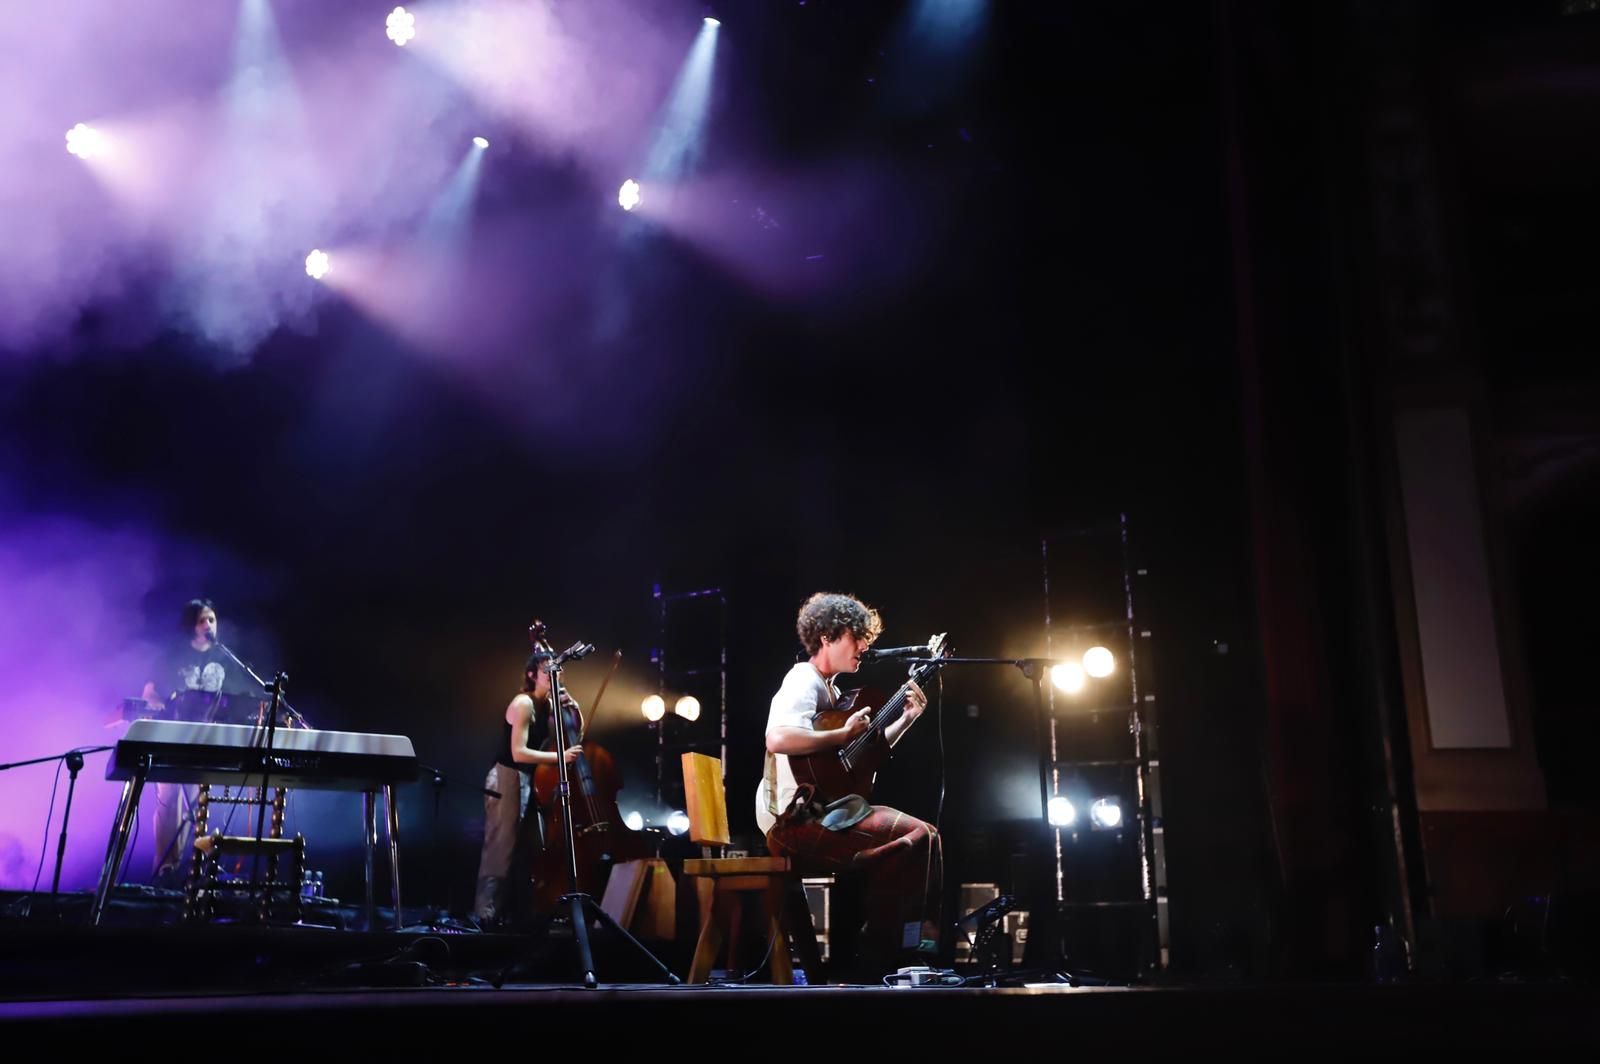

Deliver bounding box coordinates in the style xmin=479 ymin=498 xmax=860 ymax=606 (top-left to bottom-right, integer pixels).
xmin=386 ymin=6 xmax=416 ymax=47
xmin=65 ymin=123 xmax=107 ymax=160
xmin=1089 ymin=797 xmax=1123 ymax=830
xmin=1050 ymin=662 xmax=1086 ymax=694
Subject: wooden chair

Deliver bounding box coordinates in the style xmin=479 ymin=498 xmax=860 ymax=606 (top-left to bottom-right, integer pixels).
xmin=183 ymin=784 xmax=305 ymax=924
xmin=680 ymin=752 xmax=819 ymax=984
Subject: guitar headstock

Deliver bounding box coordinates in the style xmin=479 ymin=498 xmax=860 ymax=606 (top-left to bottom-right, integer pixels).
xmin=901 ymin=633 xmax=951 ymax=685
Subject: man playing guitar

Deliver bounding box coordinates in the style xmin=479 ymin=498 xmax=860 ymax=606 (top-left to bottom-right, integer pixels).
xmin=755 ymin=592 xmax=942 ymax=978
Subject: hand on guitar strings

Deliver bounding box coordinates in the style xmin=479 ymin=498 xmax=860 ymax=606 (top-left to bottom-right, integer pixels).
xmin=902 ymin=680 xmax=929 ymax=724
xmin=839 ymin=707 xmax=872 ymax=744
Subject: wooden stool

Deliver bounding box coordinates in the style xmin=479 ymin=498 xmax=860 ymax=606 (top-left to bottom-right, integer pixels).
xmin=680 ymin=752 xmax=813 ymax=984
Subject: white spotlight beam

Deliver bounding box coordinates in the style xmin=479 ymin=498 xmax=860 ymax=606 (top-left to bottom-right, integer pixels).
xmin=641 ymin=18 xmax=721 ymax=183
xmin=421 ymin=143 xmax=488 ymax=248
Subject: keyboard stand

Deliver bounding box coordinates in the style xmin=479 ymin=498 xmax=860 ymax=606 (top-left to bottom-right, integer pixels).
xmin=363 ymin=785 xmax=403 ymax=932
xmin=90 ymin=771 xmax=404 ymax=929
xmin=91 ymin=754 xmax=151 ymax=924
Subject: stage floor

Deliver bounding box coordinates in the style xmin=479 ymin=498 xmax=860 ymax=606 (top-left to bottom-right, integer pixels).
xmin=4 ymin=981 xmax=1597 ymax=1049
xmin=3 ymin=891 xmax=1597 ymax=1048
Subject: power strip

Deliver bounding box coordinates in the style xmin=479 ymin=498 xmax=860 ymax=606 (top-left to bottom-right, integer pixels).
xmin=884 ymin=965 xmax=962 ymax=987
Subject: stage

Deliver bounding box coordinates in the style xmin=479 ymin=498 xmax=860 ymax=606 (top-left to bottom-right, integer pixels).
xmin=5 ymin=3 xmax=1600 ymax=1054
xmin=2 ymin=892 xmax=1595 ymax=1048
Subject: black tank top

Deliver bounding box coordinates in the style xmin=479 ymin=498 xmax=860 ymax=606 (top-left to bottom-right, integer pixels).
xmin=494 ymin=697 xmax=551 ymax=771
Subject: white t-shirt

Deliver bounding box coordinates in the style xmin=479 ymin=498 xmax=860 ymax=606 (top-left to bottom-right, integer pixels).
xmin=754 ymin=662 xmax=836 ymax=835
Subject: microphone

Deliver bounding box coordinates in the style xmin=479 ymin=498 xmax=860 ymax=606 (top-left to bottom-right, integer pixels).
xmin=862 ymin=644 xmax=931 ymax=662
xmin=553 ymin=641 xmax=594 ymax=666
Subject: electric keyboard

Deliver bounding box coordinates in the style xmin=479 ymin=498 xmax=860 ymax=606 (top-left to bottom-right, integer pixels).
xmin=107 ymin=719 xmax=418 ymax=791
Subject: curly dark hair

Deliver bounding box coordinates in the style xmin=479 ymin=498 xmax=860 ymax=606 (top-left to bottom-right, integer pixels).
xmin=796 ymin=592 xmax=883 ymax=656
xmin=180 ymin=598 xmax=216 ymax=632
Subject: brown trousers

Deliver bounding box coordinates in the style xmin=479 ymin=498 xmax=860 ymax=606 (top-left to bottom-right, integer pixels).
xmin=766 ymin=798 xmax=942 ymax=964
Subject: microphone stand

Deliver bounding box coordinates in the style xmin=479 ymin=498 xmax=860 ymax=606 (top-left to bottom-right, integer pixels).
xmin=897 ymin=656 xmax=1065 ymax=831
xmin=496 ymin=639 xmax=679 ymax=989
xmin=897 ymin=655 xmax=1085 ymax=980
xmin=0 ymin=746 xmax=114 ymax=914
xmin=213 ymin=641 xmax=310 ymax=729
xmin=395 ymin=763 xmax=481 ymax=933
xmin=212 ymin=641 xmax=299 ymax=916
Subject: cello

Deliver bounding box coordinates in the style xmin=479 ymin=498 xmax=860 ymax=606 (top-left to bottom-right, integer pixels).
xmin=526 ymin=622 xmax=654 ymax=912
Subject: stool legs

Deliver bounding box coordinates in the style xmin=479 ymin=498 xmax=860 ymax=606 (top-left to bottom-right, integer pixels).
xmin=686 ymin=877 xmax=798 ymax=985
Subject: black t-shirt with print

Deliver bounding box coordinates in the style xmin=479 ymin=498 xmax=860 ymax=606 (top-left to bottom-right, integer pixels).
xmin=155 ymin=643 xmax=263 ymax=724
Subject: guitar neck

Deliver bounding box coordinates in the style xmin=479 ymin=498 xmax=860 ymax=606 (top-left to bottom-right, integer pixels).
xmin=871 ymin=661 xmax=940 ymax=732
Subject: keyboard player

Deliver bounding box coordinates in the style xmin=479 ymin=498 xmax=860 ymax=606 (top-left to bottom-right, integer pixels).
xmin=138 ymin=599 xmax=271 ymax=883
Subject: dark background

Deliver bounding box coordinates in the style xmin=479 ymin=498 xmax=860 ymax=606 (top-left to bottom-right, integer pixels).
xmin=5 ymin=0 xmax=1598 ymax=981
